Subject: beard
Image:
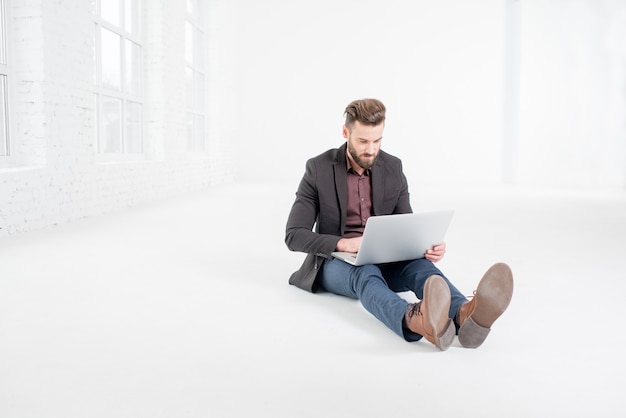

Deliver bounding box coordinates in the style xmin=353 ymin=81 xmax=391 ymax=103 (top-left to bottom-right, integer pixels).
xmin=348 ymin=143 xmax=378 ymax=171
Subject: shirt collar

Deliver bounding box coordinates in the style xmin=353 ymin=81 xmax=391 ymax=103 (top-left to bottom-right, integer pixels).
xmin=346 ymin=154 xmax=371 ymax=176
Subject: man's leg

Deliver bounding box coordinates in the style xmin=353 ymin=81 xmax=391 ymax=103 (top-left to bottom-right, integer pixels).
xmin=320 ymin=258 xmax=413 ymax=340
xmin=319 ymin=258 xmax=453 ymax=349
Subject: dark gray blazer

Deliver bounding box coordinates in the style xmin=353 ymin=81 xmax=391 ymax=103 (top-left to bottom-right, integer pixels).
xmin=285 ymin=143 xmax=413 ymax=292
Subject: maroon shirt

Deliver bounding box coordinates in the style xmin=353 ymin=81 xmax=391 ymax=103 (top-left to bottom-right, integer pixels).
xmin=343 ymin=164 xmax=373 ymax=238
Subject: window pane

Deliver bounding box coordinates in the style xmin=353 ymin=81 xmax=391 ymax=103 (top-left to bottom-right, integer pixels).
xmin=125 ymin=101 xmax=142 ymax=153
xmin=186 ymin=112 xmax=193 ymax=151
xmin=185 ymin=67 xmax=193 ymax=110
xmin=101 ymin=28 xmax=122 ymax=90
xmin=194 ymin=114 xmax=204 ymax=152
xmin=0 ymin=75 xmax=7 ymax=156
xmin=125 ymin=40 xmax=141 ymax=95
xmin=185 ymin=22 xmax=193 ymax=65
xmin=194 ymin=72 xmax=204 ymax=112
xmin=124 ymin=0 xmax=139 ymax=35
xmin=101 ymin=0 xmax=121 ymax=27
xmin=186 ymin=0 xmax=194 ymax=15
xmin=94 ymin=93 xmax=99 ymax=147
xmin=194 ymin=27 xmax=204 ymax=68
xmin=92 ymin=24 xmax=97 ymax=84
xmin=0 ymin=0 xmax=6 ymax=65
xmin=100 ymin=96 xmax=122 ymax=153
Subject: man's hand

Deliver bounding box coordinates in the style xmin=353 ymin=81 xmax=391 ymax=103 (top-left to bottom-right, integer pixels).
xmin=336 ymin=237 xmax=362 ymax=253
xmin=425 ymin=242 xmax=446 ymax=263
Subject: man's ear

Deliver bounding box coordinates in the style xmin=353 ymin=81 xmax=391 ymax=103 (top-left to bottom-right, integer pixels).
xmin=342 ymin=125 xmax=349 ymax=139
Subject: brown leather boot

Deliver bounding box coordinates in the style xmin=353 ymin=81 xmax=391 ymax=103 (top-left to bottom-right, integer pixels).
xmin=405 ymin=275 xmax=455 ymax=351
xmin=457 ymin=263 xmax=514 ymax=348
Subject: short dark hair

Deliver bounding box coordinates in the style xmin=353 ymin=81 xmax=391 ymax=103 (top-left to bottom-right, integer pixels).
xmin=344 ymin=98 xmax=386 ymax=129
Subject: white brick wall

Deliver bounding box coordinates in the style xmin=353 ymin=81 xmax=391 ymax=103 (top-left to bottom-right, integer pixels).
xmin=0 ymin=0 xmax=234 ymax=238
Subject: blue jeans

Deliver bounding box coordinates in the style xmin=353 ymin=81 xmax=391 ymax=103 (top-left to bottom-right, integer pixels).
xmin=320 ymin=258 xmax=467 ymax=341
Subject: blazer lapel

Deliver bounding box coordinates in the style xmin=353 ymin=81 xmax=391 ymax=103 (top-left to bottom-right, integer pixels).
xmin=371 ymin=156 xmax=385 ymax=215
xmin=334 ymin=144 xmax=348 ymax=235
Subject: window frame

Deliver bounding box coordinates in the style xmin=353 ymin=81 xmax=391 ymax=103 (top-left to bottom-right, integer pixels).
xmin=93 ymin=0 xmax=144 ymax=161
xmin=185 ymin=0 xmax=207 ymax=153
xmin=0 ymin=0 xmax=12 ymax=162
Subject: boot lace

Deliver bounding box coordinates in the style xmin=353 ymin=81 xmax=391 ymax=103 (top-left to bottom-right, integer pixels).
xmin=407 ymin=302 xmax=423 ymax=320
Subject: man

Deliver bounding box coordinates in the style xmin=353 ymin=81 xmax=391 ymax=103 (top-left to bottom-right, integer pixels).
xmin=285 ymin=98 xmax=513 ymax=350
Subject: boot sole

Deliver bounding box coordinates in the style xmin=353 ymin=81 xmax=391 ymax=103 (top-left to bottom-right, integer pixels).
xmin=459 ymin=263 xmax=514 ymax=348
xmin=424 ymin=275 xmax=453 ymax=351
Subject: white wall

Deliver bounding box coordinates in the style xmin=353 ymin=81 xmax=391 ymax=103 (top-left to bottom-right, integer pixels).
xmin=210 ymin=0 xmax=626 ymax=190
xmin=1 ymin=0 xmax=625 ymax=237
xmin=517 ymin=0 xmax=626 ymax=189
xmin=0 ymin=0 xmax=235 ymax=238
xmin=211 ymin=0 xmax=508 ymax=188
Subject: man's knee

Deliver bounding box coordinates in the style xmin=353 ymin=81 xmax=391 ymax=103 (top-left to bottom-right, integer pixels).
xmin=351 ymin=264 xmax=387 ymax=293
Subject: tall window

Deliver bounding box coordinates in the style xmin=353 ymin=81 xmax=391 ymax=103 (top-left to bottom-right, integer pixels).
xmin=0 ymin=0 xmax=9 ymax=157
xmin=185 ymin=0 xmax=206 ymax=152
xmin=94 ymin=0 xmax=142 ymax=154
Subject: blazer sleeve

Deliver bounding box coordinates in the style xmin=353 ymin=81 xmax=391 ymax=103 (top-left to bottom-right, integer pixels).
xmin=285 ymin=158 xmax=340 ymax=258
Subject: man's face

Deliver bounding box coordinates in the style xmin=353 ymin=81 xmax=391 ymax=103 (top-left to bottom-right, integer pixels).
xmin=343 ymin=121 xmax=384 ymax=172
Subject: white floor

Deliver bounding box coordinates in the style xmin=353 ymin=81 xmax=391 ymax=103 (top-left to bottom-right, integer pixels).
xmin=1 ymin=181 xmax=625 ymax=417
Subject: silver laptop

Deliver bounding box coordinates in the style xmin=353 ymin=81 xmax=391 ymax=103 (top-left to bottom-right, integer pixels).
xmin=331 ymin=210 xmax=454 ymax=266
